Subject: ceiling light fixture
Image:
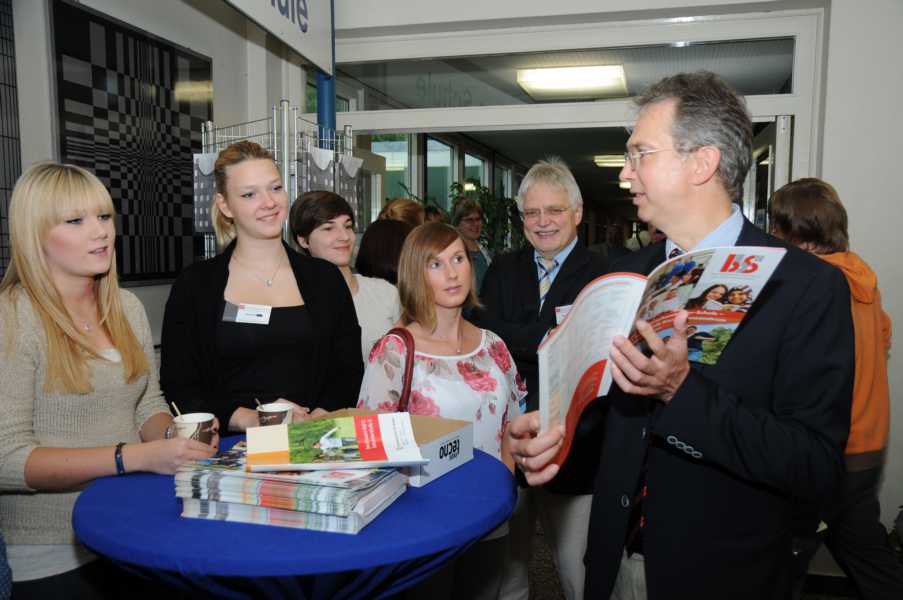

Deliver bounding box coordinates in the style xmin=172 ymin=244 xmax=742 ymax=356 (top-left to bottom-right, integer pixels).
xmin=463 ymin=182 xmax=477 ymax=192
xmin=594 ymin=155 xmax=626 ymax=168
xmin=619 ymin=181 xmax=632 ymax=190
xmin=517 ymin=65 xmax=627 ymax=101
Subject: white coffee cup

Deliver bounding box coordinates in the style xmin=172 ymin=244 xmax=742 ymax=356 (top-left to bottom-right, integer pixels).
xmin=257 ymin=402 xmax=293 ymax=426
xmin=171 ymin=412 xmax=216 ymax=444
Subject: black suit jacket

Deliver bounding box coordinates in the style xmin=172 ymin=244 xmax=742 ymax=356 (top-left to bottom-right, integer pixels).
xmin=585 ymin=220 xmax=854 ymax=599
xmin=160 ymin=241 xmax=363 ymax=430
xmin=472 ymin=242 xmax=608 ymax=495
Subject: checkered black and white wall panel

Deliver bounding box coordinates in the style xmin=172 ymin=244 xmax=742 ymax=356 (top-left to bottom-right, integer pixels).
xmin=53 ymin=0 xmax=211 ymax=281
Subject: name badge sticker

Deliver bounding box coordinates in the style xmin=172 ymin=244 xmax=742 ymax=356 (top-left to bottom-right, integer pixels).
xmin=235 ymin=303 xmax=272 ymax=325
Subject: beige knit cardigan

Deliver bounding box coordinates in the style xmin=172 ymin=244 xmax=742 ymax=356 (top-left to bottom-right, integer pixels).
xmin=0 ymin=288 xmax=169 ymax=545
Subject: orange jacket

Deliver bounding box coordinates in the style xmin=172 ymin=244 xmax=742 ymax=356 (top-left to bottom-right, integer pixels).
xmin=821 ymin=252 xmax=892 ymax=465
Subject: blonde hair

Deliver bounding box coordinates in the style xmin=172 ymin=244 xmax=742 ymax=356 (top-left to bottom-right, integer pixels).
xmin=378 ymin=198 xmax=425 ymax=228
xmin=0 ymin=162 xmax=148 ymax=393
xmin=211 ymin=141 xmax=276 ymax=246
xmin=397 ymin=223 xmax=480 ymax=332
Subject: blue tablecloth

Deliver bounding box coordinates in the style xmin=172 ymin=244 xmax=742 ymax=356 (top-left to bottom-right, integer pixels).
xmin=72 ymin=438 xmax=515 ymax=599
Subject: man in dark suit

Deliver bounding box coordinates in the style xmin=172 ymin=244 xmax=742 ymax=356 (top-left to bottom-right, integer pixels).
xmin=506 ymin=72 xmax=854 ymax=600
xmin=472 ymin=158 xmax=607 ymax=600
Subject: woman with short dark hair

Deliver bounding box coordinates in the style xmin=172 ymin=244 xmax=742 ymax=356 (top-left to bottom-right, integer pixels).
xmin=290 ymin=190 xmax=400 ymax=358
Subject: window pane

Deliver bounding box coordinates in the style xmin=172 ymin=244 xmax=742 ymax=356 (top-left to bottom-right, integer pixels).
xmin=307 ymin=85 xmax=351 ymax=113
xmin=464 ymin=153 xmax=484 ymax=186
xmin=495 ymin=167 xmax=511 ymax=198
xmin=306 ymin=83 xmax=317 ymax=113
xmin=426 ymin=138 xmax=454 ymax=209
xmin=371 ymin=133 xmax=410 ymax=200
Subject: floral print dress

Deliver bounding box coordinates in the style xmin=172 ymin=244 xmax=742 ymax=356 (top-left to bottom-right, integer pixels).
xmin=358 ymin=328 xmax=526 ymax=460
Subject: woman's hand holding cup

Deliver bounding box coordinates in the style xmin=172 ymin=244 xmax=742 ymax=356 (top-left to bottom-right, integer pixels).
xmin=130 ymin=436 xmax=217 ymax=475
xmin=257 ymin=398 xmax=322 ymax=425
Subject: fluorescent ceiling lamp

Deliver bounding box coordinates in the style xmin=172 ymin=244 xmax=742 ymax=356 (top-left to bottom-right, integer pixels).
xmin=594 ymin=155 xmax=626 ymax=168
xmin=517 ymin=65 xmax=627 ymax=101
xmin=463 ymin=182 xmax=477 ymax=192
xmin=619 ymin=181 xmax=632 ymax=190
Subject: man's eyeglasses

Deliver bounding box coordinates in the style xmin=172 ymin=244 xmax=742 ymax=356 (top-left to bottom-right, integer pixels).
xmin=623 ymin=148 xmax=677 ymax=170
xmin=520 ymin=206 xmax=570 ymax=221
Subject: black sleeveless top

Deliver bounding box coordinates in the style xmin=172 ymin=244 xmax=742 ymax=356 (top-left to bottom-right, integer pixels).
xmin=216 ymin=300 xmax=315 ymax=413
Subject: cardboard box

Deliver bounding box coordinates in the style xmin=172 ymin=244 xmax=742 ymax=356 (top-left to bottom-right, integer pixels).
xmin=316 ymin=409 xmax=473 ymax=487
xmin=404 ymin=414 xmax=473 ymax=487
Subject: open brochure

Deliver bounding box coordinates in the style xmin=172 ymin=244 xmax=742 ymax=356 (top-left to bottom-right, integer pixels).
xmin=245 ymin=412 xmax=428 ymax=472
xmin=178 ymin=441 xmax=400 ymax=490
xmin=538 ymin=246 xmax=786 ymax=465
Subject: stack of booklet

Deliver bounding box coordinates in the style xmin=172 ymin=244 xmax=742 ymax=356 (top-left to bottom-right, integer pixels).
xmin=176 ymin=412 xmax=427 ymax=534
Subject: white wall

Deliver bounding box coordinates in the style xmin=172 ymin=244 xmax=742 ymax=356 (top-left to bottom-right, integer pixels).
xmin=821 ymin=0 xmax=903 ymax=529
xmin=12 ymin=0 xmax=57 ymax=165
xmin=334 ymin=0 xmax=784 ymax=31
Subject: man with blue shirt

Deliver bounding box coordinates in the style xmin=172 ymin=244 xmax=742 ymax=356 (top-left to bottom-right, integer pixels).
xmin=473 ymin=158 xmax=607 ymax=600
xmin=506 ymin=72 xmax=854 ymax=600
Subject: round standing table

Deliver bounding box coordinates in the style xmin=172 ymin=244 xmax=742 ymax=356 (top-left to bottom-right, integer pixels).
xmin=72 ymin=439 xmax=515 ymax=599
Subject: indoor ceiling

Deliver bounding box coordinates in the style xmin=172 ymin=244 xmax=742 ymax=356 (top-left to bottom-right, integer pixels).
xmin=339 ymin=37 xmax=794 ymax=110
xmin=343 ymin=37 xmax=793 ymax=216
xmin=466 ymin=128 xmax=634 ymax=212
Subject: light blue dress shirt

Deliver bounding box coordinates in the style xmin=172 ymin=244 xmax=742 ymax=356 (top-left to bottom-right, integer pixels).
xmin=665 ymin=203 xmax=744 ymax=258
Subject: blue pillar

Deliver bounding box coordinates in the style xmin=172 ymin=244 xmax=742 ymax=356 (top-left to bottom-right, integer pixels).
xmin=316 ymin=0 xmax=337 ymax=149
xmin=316 ymin=71 xmax=335 ymax=148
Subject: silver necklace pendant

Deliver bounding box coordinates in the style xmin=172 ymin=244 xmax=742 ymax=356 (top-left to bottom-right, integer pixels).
xmin=265 ymin=279 xmax=273 ymax=287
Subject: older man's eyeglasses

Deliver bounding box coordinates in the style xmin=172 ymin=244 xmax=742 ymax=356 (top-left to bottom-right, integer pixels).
xmin=623 ymin=148 xmax=677 ymax=170
xmin=521 ymin=206 xmax=570 ymax=221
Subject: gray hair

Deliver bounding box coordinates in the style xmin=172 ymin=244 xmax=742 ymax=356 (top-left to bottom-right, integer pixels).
xmin=516 ymin=157 xmax=582 ymax=211
xmin=635 ymin=71 xmax=753 ymax=203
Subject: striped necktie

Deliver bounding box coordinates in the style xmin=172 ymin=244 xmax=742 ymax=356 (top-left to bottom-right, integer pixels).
xmin=538 ymin=257 xmax=558 ymax=309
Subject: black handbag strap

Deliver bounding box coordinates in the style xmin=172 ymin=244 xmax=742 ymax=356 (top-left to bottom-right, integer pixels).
xmin=387 ymin=327 xmax=415 ymax=412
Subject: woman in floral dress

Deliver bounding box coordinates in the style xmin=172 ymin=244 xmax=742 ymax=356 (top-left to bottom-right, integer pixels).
xmin=358 ymin=222 xmax=525 ymax=599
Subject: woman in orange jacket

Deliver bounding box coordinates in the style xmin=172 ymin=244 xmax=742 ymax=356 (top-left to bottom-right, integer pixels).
xmin=771 ymin=177 xmax=903 ymax=600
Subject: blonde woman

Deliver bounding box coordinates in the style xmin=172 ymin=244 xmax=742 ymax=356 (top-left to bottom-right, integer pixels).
xmin=161 ymin=141 xmax=363 ymax=432
xmin=378 ymin=197 xmax=425 ymax=228
xmin=0 ymin=163 xmax=216 ymax=596
xmin=358 ymin=222 xmax=525 ymax=600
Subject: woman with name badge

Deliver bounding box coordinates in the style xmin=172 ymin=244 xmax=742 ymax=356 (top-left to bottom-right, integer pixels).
xmin=357 ymin=222 xmax=525 ymax=600
xmin=0 ymin=163 xmax=217 ymax=598
xmin=160 ymin=141 xmax=363 ymax=433
xmin=290 ymin=191 xmax=400 ymax=358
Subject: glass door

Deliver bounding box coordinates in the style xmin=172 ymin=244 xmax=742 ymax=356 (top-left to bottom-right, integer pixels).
xmin=743 ymin=115 xmax=792 ymax=231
